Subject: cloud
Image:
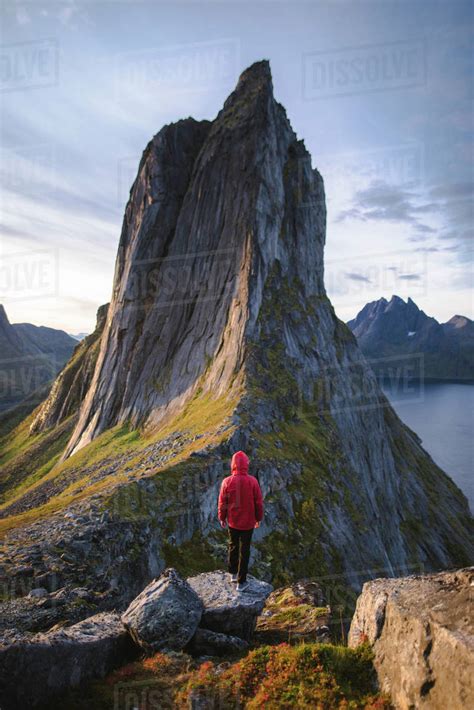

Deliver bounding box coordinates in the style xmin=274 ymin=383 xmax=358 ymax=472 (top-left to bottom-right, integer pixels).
xmin=414 ymin=223 xmax=436 ymax=233
xmin=345 ymin=272 xmax=372 ymax=283
xmin=428 ymin=181 xmax=474 ymax=249
xmin=398 ymin=274 xmax=421 ymax=281
xmin=15 ymin=6 xmax=30 ymax=25
xmin=335 ymin=180 xmax=437 ymax=237
xmin=336 ymin=178 xmax=473 ymax=270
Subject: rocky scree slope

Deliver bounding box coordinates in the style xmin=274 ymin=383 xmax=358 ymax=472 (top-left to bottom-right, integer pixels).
xmin=0 ymin=61 xmax=472 ymax=622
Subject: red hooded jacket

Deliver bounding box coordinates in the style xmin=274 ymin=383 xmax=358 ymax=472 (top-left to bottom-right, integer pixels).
xmin=218 ymin=451 xmax=264 ymax=530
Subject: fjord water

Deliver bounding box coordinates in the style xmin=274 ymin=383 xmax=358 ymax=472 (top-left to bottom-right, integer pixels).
xmin=382 ymin=382 xmax=474 ymax=513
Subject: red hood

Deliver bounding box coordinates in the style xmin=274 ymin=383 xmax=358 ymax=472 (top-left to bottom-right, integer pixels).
xmin=231 ymin=450 xmax=249 ymax=475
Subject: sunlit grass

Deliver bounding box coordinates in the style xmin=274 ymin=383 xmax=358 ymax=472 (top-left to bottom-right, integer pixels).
xmin=0 ymin=389 xmax=238 ymax=537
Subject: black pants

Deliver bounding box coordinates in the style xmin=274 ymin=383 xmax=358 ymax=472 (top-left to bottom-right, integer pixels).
xmin=228 ymin=527 xmax=253 ymax=583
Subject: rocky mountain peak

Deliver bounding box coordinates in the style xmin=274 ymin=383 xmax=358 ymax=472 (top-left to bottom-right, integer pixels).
xmin=223 ymin=59 xmax=274 ymax=112
xmin=445 ymin=314 xmax=472 ymax=329
xmin=348 ymin=296 xmax=474 ymax=381
xmin=236 ymin=58 xmax=272 ymax=89
xmin=63 ymin=59 xmax=324 ymax=457
xmin=0 ymin=304 xmax=24 ymax=359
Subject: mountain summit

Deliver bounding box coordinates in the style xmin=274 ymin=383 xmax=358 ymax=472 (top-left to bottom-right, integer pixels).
xmin=62 ymin=59 xmax=325 ymax=457
xmin=1 ymin=62 xmax=472 ymax=604
xmin=348 ymin=296 xmax=474 ymax=380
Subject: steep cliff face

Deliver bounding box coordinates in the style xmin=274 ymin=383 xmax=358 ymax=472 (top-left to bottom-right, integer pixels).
xmin=0 ymin=62 xmax=472 ymax=611
xmin=64 ymin=62 xmax=325 ymax=457
xmin=30 ymin=304 xmax=109 ymax=434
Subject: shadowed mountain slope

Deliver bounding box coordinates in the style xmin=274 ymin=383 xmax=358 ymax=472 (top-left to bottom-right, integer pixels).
xmin=348 ymin=296 xmax=474 ymax=381
xmin=0 ymin=305 xmax=76 ymax=412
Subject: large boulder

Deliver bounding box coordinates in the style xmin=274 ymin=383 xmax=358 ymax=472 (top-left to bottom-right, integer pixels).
xmin=187 ymin=570 xmax=272 ymax=641
xmin=0 ymin=611 xmax=135 ymax=710
xmin=349 ymin=567 xmax=474 ymax=710
xmin=121 ymin=567 xmax=203 ymax=652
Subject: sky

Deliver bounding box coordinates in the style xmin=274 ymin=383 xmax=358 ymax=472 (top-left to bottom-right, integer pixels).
xmin=0 ymin=0 xmax=472 ymax=332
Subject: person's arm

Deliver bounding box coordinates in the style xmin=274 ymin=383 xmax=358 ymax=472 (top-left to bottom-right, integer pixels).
xmin=218 ymin=479 xmax=228 ymax=526
xmin=253 ymin=478 xmax=264 ymax=523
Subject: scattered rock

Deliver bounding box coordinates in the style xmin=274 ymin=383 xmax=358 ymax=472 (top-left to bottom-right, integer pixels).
xmin=187 ymin=627 xmax=248 ymax=656
xmin=0 ymin=612 xmax=136 ymax=710
xmin=27 ymin=588 xmax=48 ymax=599
xmin=122 ymin=568 xmax=203 ymax=653
xmin=188 ymin=571 xmax=272 ymax=641
xmin=34 ymin=572 xmax=60 ymax=592
xmin=349 ymin=567 xmax=474 ymax=710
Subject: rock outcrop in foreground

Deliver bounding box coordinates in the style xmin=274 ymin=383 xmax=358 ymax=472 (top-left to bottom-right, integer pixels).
xmin=0 ymin=568 xmax=272 ymax=709
xmin=349 ymin=567 xmax=474 ymax=709
xmin=0 ymin=612 xmax=136 ymax=709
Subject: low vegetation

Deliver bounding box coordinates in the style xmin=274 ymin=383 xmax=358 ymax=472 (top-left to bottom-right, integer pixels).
xmin=50 ymin=642 xmax=390 ymax=710
xmin=0 ymin=388 xmax=238 ymax=536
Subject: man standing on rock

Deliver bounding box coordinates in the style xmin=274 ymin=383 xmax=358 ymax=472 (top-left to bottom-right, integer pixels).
xmin=218 ymin=450 xmax=264 ymax=592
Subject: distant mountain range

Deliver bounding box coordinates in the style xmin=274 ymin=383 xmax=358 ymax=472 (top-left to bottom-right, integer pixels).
xmin=0 ymin=304 xmax=77 ymax=411
xmin=348 ymin=296 xmax=474 ymax=381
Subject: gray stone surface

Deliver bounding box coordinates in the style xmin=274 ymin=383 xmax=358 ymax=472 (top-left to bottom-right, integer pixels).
xmin=188 ymin=570 xmax=272 ymax=641
xmin=121 ymin=568 xmax=203 ymax=652
xmin=349 ymin=567 xmax=474 ymax=710
xmin=0 ymin=611 xmax=134 ymax=710
xmin=187 ymin=627 xmax=248 ymax=656
xmin=27 ymin=587 xmax=48 ymax=599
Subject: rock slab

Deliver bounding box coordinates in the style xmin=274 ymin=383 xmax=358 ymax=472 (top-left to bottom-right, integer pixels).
xmin=0 ymin=611 xmax=135 ymax=710
xmin=349 ymin=567 xmax=474 ymax=710
xmin=188 ymin=570 xmax=272 ymax=641
xmin=121 ymin=567 xmax=203 ymax=652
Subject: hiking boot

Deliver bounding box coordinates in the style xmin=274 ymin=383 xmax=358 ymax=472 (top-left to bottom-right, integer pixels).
xmin=236 ymin=582 xmax=249 ymax=592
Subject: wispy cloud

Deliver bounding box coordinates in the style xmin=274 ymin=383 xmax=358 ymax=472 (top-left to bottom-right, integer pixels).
xmin=345 ymin=272 xmax=372 ymax=283
xmin=336 ymin=180 xmax=437 ymax=232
